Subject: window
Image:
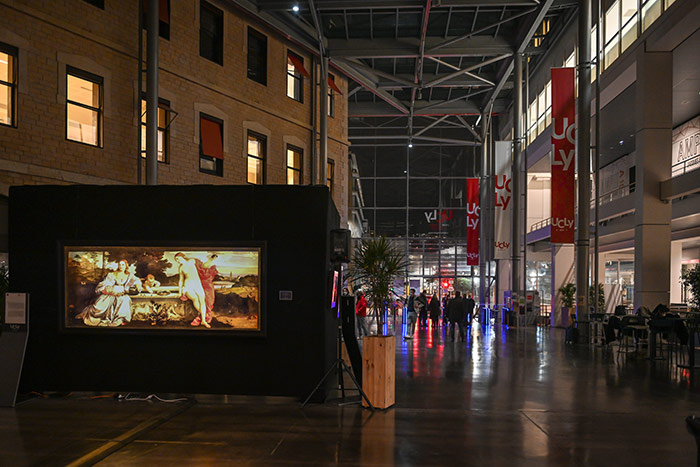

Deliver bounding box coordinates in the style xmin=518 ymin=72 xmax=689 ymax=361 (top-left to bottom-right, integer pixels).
xmin=620 ymin=0 xmax=638 ymax=52
xmin=591 ymin=26 xmax=598 ymax=83
xmin=286 ymin=51 xmax=306 ymax=102
xmin=286 ymin=145 xmax=302 ymax=185
xmin=247 ymin=132 xmax=265 ymax=184
xmin=199 ymin=114 xmax=223 ymax=176
xmin=641 ymin=0 xmax=662 ymax=32
xmin=83 ymin=0 xmax=104 ymax=8
xmin=327 ymin=159 xmax=335 ymax=194
xmin=142 ymin=0 xmax=170 ymax=40
xmin=247 ymin=28 xmax=267 ymax=85
xmin=200 ymin=1 xmax=223 ymax=65
xmin=327 ymin=74 xmax=336 ymax=117
xmin=0 ymin=43 xmax=18 ymax=127
xmin=66 ymin=67 xmax=102 ymax=147
xmin=140 ymin=98 xmax=169 ymax=163
xmin=605 ymin=1 xmax=620 ymax=68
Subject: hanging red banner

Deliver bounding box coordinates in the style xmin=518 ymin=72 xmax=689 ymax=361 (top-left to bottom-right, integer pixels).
xmin=551 ymin=67 xmax=576 ymax=244
xmin=466 ymin=178 xmax=480 ymax=266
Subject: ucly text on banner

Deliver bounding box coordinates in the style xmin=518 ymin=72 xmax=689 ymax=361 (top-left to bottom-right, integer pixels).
xmin=551 ymin=67 xmax=576 ymax=244
xmin=466 ymin=178 xmax=480 ymax=266
xmin=494 ymin=141 xmax=512 ymax=259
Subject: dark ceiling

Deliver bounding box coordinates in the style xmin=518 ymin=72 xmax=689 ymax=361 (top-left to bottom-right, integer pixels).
xmin=247 ymin=0 xmax=579 ymax=147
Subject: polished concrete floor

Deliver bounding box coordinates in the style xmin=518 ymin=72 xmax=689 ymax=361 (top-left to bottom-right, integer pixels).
xmin=1 ymin=324 xmax=699 ymax=466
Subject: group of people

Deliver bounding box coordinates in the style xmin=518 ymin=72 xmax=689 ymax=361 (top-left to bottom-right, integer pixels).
xmin=405 ymin=289 xmax=476 ymax=341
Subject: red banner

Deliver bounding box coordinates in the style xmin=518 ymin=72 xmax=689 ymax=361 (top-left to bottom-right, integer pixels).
xmin=466 ymin=178 xmax=479 ymax=266
xmin=551 ymin=68 xmax=576 ymax=244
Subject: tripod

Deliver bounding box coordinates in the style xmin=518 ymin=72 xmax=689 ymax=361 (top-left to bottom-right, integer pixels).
xmin=302 ymin=322 xmax=375 ymax=410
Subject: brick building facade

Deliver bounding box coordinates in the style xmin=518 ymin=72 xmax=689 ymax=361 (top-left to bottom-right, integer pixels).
xmin=0 ymin=0 xmax=350 ymax=254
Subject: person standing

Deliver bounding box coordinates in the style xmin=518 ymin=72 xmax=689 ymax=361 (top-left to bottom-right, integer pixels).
xmin=417 ymin=290 xmax=428 ymax=328
xmin=355 ymin=291 xmax=369 ymax=338
xmin=441 ymin=293 xmax=450 ymax=327
xmin=465 ymin=293 xmax=476 ymax=326
xmin=447 ymin=290 xmax=467 ymax=341
xmin=404 ymin=288 xmax=417 ymax=339
xmin=428 ymin=293 xmax=440 ymax=329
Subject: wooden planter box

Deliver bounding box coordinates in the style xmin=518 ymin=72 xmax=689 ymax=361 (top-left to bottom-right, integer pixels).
xmin=362 ymin=335 xmax=395 ymax=409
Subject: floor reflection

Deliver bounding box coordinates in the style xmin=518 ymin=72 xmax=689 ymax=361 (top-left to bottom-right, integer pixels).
xmin=3 ymin=325 xmax=700 ymax=465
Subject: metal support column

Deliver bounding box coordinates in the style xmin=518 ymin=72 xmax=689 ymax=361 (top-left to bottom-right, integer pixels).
xmin=576 ymin=0 xmax=592 ymax=322
xmin=512 ymin=53 xmax=523 ymax=310
xmin=320 ymin=56 xmax=329 ymax=185
xmin=523 ymin=56 xmax=529 ymax=303
xmin=593 ymin=0 xmax=602 ymax=315
xmin=145 ymin=0 xmax=159 ymax=185
xmin=479 ymin=112 xmax=488 ymax=310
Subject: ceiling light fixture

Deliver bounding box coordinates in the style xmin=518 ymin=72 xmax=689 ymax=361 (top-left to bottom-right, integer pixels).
xmin=292 ymin=4 xmax=300 ymax=12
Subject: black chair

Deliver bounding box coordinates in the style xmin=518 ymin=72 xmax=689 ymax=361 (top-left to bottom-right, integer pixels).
xmin=617 ymin=315 xmax=646 ymax=355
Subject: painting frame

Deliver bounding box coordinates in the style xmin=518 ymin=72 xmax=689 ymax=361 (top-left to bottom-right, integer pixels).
xmin=58 ymin=240 xmax=267 ymax=337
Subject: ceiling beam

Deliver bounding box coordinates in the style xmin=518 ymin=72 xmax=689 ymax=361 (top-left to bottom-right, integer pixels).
xmin=333 ymin=59 xmax=410 ymax=114
xmin=349 ymin=134 xmax=480 ymax=146
xmin=259 ymin=0 xmax=540 ymax=9
xmin=427 ymin=6 xmax=538 ymax=52
xmin=455 ymin=115 xmax=483 ymax=141
xmin=481 ymin=0 xmax=555 ymax=112
xmin=423 ymin=54 xmax=509 ymax=88
xmin=413 ymin=115 xmax=449 ymax=137
xmin=327 ymin=36 xmax=513 ymax=58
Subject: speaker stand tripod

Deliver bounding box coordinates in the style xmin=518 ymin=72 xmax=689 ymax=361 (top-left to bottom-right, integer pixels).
xmin=302 ymin=324 xmax=375 ymax=411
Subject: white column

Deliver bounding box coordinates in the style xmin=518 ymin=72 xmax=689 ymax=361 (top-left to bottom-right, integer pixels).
xmin=670 ymin=241 xmax=682 ymax=304
xmin=633 ymin=49 xmax=673 ymax=310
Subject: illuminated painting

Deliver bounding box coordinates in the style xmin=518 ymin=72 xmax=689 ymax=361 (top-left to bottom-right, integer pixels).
xmin=64 ymin=246 xmax=262 ymax=332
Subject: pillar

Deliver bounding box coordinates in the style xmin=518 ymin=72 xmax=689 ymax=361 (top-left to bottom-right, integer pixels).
xmin=670 ymin=241 xmax=682 ymax=304
xmin=633 ymin=48 xmax=672 ymax=311
xmin=551 ymin=244 xmax=575 ymax=327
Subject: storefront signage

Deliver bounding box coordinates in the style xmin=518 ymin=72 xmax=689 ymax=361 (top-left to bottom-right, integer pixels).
xmin=672 ymin=115 xmax=700 ymax=176
xmin=550 ymin=67 xmax=576 ymax=244
xmin=466 ymin=178 xmax=479 ymax=266
xmin=494 ymin=141 xmax=512 ymax=259
xmin=424 ymin=209 xmax=453 ymax=225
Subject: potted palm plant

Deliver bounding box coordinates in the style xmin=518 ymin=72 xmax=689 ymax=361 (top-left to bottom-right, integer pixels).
xmin=589 ymin=283 xmax=605 ymax=313
xmin=557 ymin=283 xmax=576 ymax=328
xmin=682 ymin=264 xmax=700 ymax=313
xmin=350 ymin=236 xmax=406 ymax=409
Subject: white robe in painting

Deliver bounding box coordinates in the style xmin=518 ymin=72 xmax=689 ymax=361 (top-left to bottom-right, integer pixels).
xmin=79 ymin=272 xmax=142 ymax=326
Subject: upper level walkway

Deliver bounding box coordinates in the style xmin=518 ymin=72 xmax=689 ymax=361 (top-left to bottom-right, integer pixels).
xmin=1 ymin=324 xmax=698 ymax=465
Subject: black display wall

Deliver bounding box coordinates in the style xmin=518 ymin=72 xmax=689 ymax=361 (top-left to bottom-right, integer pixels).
xmin=9 ymin=185 xmax=338 ymax=397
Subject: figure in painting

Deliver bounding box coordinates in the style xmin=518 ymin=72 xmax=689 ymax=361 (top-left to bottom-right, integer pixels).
xmin=142 ymin=274 xmax=161 ymax=294
xmin=194 ymin=253 xmax=218 ymax=325
xmin=174 ymin=252 xmax=210 ymax=328
xmin=76 ymin=259 xmax=142 ymax=326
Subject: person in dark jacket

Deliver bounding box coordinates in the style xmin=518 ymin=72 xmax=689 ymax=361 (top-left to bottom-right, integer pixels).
xmin=428 ymin=293 xmax=440 ymax=329
xmin=417 ymin=290 xmax=428 ymax=328
xmin=465 ymin=293 xmax=476 ymax=326
xmin=447 ymin=291 xmax=467 ymax=341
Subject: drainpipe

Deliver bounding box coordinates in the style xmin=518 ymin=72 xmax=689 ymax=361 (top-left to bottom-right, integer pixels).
xmin=320 ymin=56 xmax=329 ymax=185
xmin=145 ymin=0 xmax=159 ymax=185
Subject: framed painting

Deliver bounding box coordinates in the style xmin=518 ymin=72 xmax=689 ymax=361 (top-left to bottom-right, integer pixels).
xmin=61 ymin=244 xmax=264 ymax=335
